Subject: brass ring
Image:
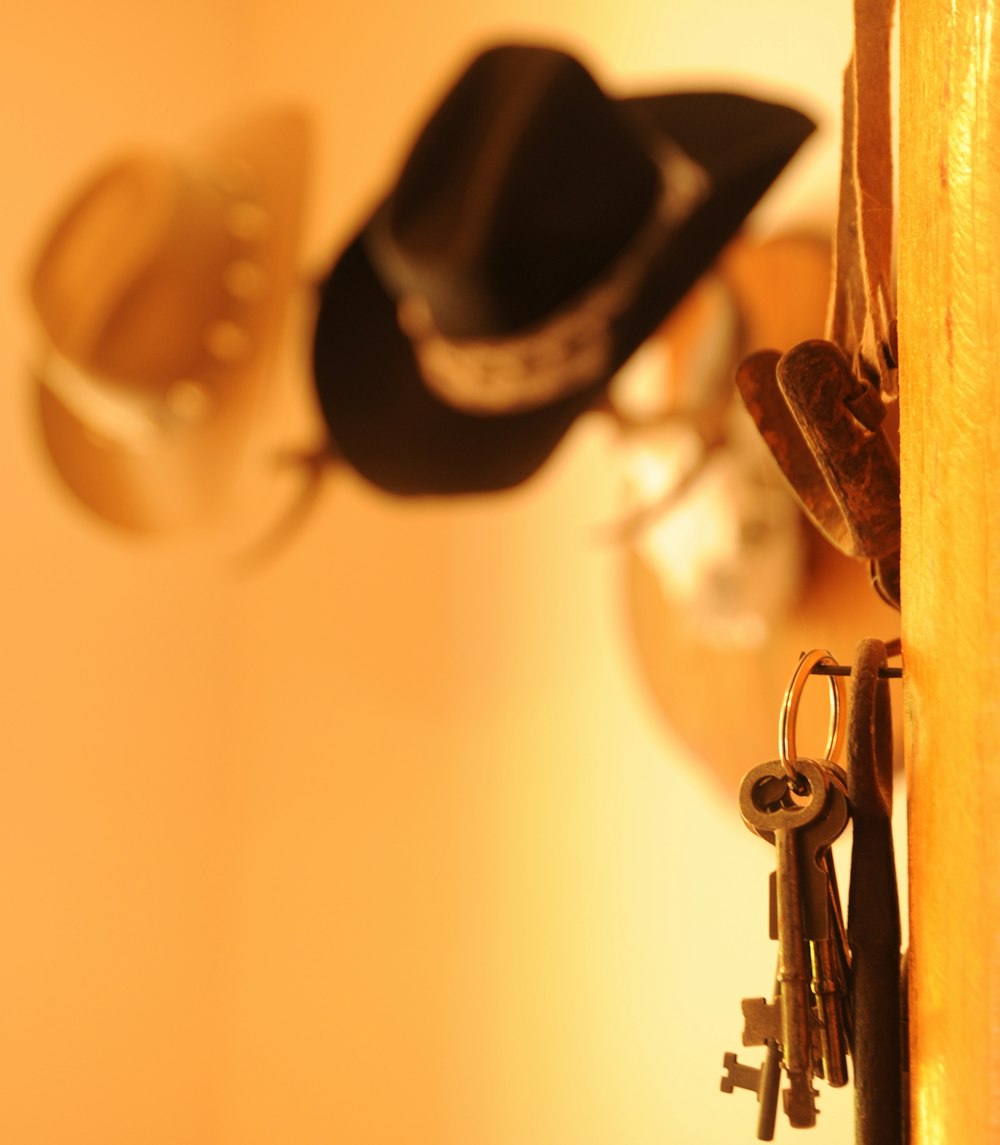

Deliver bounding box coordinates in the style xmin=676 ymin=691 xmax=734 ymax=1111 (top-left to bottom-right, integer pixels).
xmin=778 ymin=649 xmax=847 ymax=780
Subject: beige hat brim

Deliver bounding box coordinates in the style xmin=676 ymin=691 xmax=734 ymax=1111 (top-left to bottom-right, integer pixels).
xmin=622 ymin=234 xmax=900 ymax=791
xmin=32 ymin=106 xmax=311 ymax=532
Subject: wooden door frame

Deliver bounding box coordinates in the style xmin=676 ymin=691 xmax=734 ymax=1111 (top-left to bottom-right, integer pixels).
xmin=900 ymin=2 xmax=1000 ymax=1140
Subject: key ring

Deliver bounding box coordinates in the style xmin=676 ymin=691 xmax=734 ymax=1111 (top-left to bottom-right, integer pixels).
xmin=778 ymin=648 xmax=847 ymax=780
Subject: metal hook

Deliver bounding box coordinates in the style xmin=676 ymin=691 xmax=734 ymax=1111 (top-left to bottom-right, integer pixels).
xmin=811 ymin=664 xmax=903 ymax=678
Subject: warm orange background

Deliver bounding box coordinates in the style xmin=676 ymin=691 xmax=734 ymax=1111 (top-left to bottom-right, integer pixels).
xmin=2 ymin=2 xmax=868 ymax=1142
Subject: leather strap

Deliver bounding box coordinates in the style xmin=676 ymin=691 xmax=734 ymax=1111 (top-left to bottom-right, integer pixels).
xmin=735 ymin=0 xmax=901 ymax=605
xmin=828 ymin=0 xmax=898 ymax=396
xmin=846 ymin=637 xmax=905 ymax=1145
xmin=738 ymin=340 xmax=899 ymax=560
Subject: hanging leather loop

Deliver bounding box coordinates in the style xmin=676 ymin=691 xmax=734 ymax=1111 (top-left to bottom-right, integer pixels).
xmin=734 ymin=0 xmax=901 ymax=605
xmin=829 ymin=0 xmax=898 ymax=397
xmin=737 ymin=341 xmax=899 ymax=561
xmin=846 ymin=637 xmax=906 ymax=1145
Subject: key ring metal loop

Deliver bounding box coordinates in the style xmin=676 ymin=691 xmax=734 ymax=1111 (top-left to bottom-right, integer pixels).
xmin=778 ymin=648 xmax=847 ymax=780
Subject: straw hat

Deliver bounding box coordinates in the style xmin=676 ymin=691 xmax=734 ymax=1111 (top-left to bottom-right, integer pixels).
xmin=27 ymin=106 xmax=311 ymax=531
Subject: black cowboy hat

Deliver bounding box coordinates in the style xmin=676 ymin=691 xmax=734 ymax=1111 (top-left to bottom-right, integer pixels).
xmin=312 ymin=42 xmax=816 ymax=496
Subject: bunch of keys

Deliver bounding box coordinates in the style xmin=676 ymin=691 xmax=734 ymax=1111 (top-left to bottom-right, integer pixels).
xmin=721 ymin=649 xmax=853 ymax=1138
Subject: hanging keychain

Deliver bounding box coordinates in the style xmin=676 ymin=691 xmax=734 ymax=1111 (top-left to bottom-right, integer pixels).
xmin=721 ymin=643 xmax=907 ymax=1140
xmin=721 ymin=649 xmax=851 ymax=1138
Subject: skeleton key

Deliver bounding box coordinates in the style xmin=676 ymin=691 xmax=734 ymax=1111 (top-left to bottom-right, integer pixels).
xmin=810 ymin=893 xmax=851 ymax=1086
xmin=753 ymin=766 xmax=853 ymax=1087
xmin=721 ymin=1040 xmax=781 ymax=1142
xmin=797 ymin=781 xmax=852 ymax=1087
xmin=739 ymin=757 xmax=830 ymax=1128
xmin=720 ymin=975 xmax=783 ymax=1142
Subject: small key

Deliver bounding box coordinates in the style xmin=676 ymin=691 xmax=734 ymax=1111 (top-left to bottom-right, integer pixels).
xmin=797 ymin=766 xmax=849 ymax=941
xmin=810 ymin=914 xmax=851 ymax=1086
xmin=740 ymin=758 xmax=830 ymax=1128
xmin=721 ymin=1044 xmax=781 ymax=1141
xmin=722 ymin=974 xmax=783 ymax=1140
xmin=797 ymin=786 xmax=852 ymax=1088
xmin=815 ymin=840 xmax=855 ymax=1052
xmin=764 ymin=842 xmax=853 ymax=1084
xmin=759 ymin=767 xmax=853 ymax=1086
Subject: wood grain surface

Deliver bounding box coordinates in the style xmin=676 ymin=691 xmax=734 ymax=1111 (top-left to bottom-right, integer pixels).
xmin=900 ymin=1 xmax=1000 ymax=1139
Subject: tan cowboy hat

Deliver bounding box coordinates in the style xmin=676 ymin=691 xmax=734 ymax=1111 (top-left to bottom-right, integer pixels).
xmin=27 ymin=106 xmax=311 ymax=532
xmin=617 ymin=233 xmax=901 ymax=792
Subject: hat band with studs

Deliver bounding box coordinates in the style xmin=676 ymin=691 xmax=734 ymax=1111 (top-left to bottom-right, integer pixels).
xmin=395 ymin=139 xmax=711 ymax=416
xmin=35 ymin=157 xmax=273 ymax=451
xmin=36 ymin=349 xmax=214 ymax=449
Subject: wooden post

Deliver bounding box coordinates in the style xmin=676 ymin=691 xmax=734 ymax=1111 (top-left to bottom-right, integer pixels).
xmin=899 ymin=1 xmax=1000 ymax=1140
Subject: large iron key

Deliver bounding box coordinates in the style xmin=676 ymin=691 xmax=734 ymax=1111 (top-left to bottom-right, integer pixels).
xmin=740 ymin=758 xmax=830 ymax=1128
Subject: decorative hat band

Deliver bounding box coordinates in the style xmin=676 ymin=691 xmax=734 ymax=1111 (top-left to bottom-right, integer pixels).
xmin=36 ymin=349 xmax=213 ymax=449
xmin=34 ymin=157 xmax=275 ymax=451
xmin=392 ymin=138 xmax=711 ymax=416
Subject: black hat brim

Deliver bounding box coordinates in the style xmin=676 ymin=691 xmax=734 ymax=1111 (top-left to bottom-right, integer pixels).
xmin=313 ymin=90 xmax=815 ymax=496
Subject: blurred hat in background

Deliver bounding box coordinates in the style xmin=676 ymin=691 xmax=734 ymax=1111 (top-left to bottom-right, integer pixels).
xmin=312 ymin=41 xmax=816 ymax=496
xmin=614 ymin=232 xmax=900 ymax=788
xmin=27 ymin=105 xmax=311 ymax=532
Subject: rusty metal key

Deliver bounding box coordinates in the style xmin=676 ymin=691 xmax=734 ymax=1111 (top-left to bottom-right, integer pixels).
xmin=797 ymin=778 xmax=852 ymax=1087
xmin=721 ymin=1037 xmax=782 ymax=1142
xmin=739 ymin=757 xmax=831 ymax=1128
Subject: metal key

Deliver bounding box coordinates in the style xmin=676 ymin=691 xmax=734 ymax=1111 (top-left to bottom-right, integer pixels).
xmin=751 ymin=765 xmax=853 ymax=1087
xmin=796 ymin=782 xmax=852 ymax=1087
xmin=809 ymin=885 xmax=851 ymax=1086
xmin=721 ymin=1038 xmax=781 ymax=1142
xmin=739 ymin=757 xmax=830 ymax=1128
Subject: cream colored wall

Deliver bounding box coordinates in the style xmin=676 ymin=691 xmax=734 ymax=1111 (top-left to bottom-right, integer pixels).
xmin=2 ymin=2 xmax=859 ymax=1143
xmin=2 ymin=6 xmax=254 ymax=1143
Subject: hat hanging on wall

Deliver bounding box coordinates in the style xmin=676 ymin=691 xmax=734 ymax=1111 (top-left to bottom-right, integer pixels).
xmin=312 ymin=42 xmax=816 ymax=496
xmin=619 ymin=232 xmax=902 ymax=790
xmin=27 ymin=106 xmax=311 ymax=532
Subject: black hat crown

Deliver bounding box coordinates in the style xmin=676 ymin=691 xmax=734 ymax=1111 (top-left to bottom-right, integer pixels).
xmin=313 ymin=42 xmax=815 ymax=495
xmin=375 ymin=44 xmax=662 ymax=338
